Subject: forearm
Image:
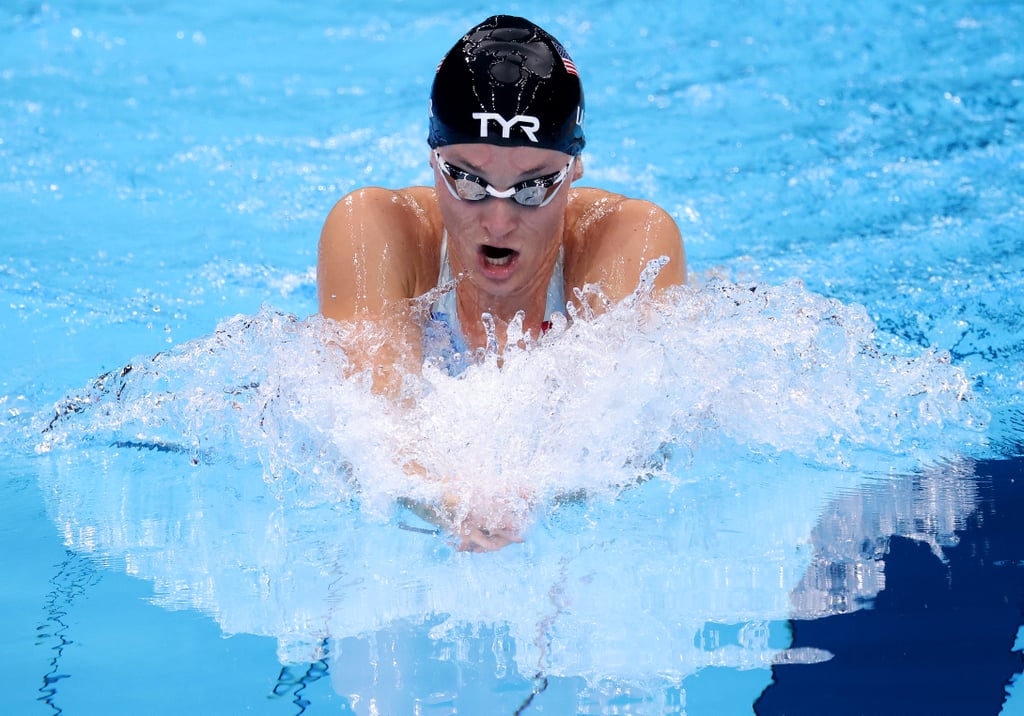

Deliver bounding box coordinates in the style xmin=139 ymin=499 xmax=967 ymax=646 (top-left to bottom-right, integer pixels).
xmin=326 ymin=310 xmax=423 ymax=400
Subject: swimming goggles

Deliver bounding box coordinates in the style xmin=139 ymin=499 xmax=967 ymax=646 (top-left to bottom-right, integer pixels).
xmin=434 ymin=150 xmax=574 ymax=208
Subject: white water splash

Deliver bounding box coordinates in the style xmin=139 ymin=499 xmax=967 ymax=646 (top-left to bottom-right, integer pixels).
xmin=30 ymin=274 xmax=988 ymax=688
xmin=37 ymin=273 xmax=986 ymax=514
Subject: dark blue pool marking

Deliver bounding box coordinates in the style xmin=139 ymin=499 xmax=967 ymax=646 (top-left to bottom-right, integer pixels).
xmin=36 ymin=551 xmax=103 ymax=715
xmin=271 ymin=644 xmax=332 ymax=715
xmin=755 ymin=455 xmax=1024 ymax=715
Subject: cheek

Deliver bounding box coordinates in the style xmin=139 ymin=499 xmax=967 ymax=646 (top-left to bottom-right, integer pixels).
xmin=519 ymin=208 xmax=563 ymax=241
xmin=436 ymin=189 xmax=474 ymax=233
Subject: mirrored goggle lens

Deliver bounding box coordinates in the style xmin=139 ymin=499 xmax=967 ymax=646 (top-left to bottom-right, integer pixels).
xmin=452 ymin=178 xmax=489 ymax=201
xmin=437 ymin=151 xmax=571 ymax=207
xmin=452 ymin=180 xmax=554 ymax=207
xmin=509 ymin=184 xmax=554 ymax=207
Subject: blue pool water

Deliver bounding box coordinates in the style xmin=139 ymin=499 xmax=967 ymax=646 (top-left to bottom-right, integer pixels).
xmin=2 ymin=1 xmax=1023 ymax=714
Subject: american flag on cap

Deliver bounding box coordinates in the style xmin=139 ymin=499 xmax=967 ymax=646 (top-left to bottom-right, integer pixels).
xmin=552 ymin=39 xmax=579 ymax=77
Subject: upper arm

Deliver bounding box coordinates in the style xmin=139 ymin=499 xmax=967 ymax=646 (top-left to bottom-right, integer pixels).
xmin=316 ymin=187 xmax=427 ymax=322
xmin=570 ymin=195 xmax=687 ymax=304
xmin=317 ymin=187 xmax=437 ymax=395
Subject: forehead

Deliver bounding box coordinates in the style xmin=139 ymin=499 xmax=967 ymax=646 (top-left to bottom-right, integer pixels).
xmin=442 ymin=143 xmax=569 ymax=175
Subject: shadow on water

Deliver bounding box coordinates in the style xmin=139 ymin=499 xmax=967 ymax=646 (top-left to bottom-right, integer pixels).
xmin=756 ymin=455 xmax=1024 ymax=716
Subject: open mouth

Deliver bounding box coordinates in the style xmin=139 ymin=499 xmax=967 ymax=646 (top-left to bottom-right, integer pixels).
xmin=480 ymin=244 xmax=518 ymax=267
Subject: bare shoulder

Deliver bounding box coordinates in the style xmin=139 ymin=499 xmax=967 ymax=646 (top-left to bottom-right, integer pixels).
xmin=567 ymin=187 xmax=682 ymax=249
xmin=318 ymin=186 xmax=442 ymax=319
xmin=564 ymin=187 xmax=686 ymax=299
xmin=321 ymin=186 xmax=439 ymax=250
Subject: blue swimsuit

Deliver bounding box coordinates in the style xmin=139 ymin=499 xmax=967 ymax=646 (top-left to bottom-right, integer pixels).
xmin=425 ymin=232 xmax=566 ymax=372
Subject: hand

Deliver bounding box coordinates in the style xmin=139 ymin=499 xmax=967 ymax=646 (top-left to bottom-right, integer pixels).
xmin=398 ymin=496 xmax=526 ymax=552
xmin=455 ymin=515 xmax=524 ymax=552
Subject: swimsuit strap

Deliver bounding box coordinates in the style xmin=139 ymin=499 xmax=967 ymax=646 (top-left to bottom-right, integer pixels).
xmin=545 ymin=244 xmax=567 ymax=319
xmin=432 ymin=231 xmax=466 ymax=351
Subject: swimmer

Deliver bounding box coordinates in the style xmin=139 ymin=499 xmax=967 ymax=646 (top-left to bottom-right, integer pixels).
xmin=317 ymin=15 xmax=686 ymax=551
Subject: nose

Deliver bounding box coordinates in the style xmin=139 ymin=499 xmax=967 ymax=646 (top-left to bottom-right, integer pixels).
xmin=478 ymin=197 xmax=519 ymax=239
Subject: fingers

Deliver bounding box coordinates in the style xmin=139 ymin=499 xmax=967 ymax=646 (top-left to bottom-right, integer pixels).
xmin=455 ymin=524 xmax=524 ymax=552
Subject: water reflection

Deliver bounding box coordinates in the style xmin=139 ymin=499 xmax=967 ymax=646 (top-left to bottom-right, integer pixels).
xmin=791 ymin=458 xmax=978 ymax=619
xmin=37 ymin=446 xmax=987 ymax=712
xmin=759 ymin=455 xmax=1024 ymax=716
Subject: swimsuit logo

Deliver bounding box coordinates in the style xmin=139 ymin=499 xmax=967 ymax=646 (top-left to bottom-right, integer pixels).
xmin=472 ymin=112 xmax=541 ymax=142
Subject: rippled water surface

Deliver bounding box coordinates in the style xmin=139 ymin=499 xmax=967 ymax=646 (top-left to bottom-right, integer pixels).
xmin=2 ymin=1 xmax=1023 ymax=714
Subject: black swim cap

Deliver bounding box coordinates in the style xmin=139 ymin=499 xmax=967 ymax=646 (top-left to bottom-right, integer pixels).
xmin=428 ymin=15 xmax=585 ymax=156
